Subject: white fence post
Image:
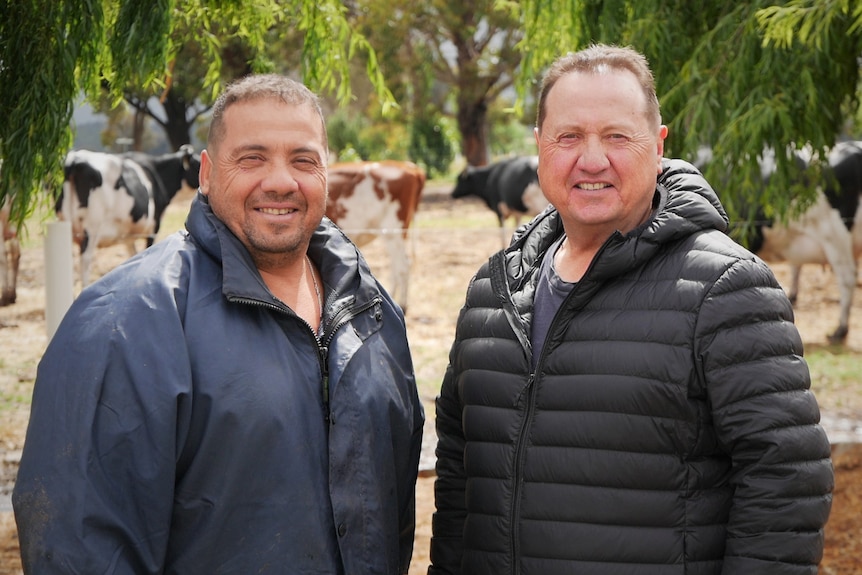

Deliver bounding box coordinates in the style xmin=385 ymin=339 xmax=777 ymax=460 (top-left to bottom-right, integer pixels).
xmin=45 ymin=221 xmax=74 ymax=340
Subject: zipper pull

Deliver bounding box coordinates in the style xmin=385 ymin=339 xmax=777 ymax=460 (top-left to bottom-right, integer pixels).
xmin=514 ymin=373 xmax=535 ymax=408
xmin=318 ymin=344 xmax=330 ymax=423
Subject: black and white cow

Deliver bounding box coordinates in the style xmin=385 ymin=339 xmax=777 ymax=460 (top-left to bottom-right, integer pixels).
xmin=0 ymin=197 xmax=20 ymax=306
xmin=740 ymin=142 xmax=862 ymax=343
xmin=452 ymin=155 xmax=549 ymax=245
xmin=57 ymin=145 xmax=200 ymax=287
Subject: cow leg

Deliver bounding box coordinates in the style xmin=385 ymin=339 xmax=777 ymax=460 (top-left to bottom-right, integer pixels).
xmin=826 ymin=260 xmax=855 ymax=344
xmin=125 ymin=239 xmax=139 ymax=258
xmin=79 ymin=231 xmax=96 ymax=288
xmin=497 ymin=206 xmax=517 ymax=248
xmin=787 ymin=264 xmax=801 ymax=304
xmin=817 ymin=234 xmax=856 ymax=344
xmin=80 ymin=248 xmax=94 ymax=288
xmin=511 ymin=215 xmax=523 ymax=237
xmin=0 ymin=241 xmax=10 ymax=306
xmin=498 ymin=225 xmax=508 ymax=249
xmin=1 ymin=236 xmax=20 ymax=305
xmin=0 ymin=237 xmax=7 ymax=306
xmin=383 ymin=233 xmax=410 ymax=313
xmin=498 ymin=209 xmax=528 ymax=248
xmin=0 ymin=208 xmax=10 ymax=305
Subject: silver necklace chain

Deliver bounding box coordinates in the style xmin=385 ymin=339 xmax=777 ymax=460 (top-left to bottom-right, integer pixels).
xmin=306 ymin=254 xmax=323 ymax=321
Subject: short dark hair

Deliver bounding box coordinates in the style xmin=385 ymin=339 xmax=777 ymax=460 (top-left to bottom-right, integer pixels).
xmin=207 ymin=74 xmax=328 ymax=150
xmin=536 ymin=44 xmax=661 ymax=132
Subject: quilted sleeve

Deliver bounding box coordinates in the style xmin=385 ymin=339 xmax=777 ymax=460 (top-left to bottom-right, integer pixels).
xmin=695 ymin=256 xmax=833 ymax=574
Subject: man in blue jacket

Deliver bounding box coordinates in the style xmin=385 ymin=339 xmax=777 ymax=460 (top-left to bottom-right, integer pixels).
xmin=13 ymin=74 xmax=424 ymax=574
xmin=429 ymin=44 xmax=833 ymax=574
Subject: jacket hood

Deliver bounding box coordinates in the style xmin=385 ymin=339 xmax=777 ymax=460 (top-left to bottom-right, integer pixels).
xmin=185 ymin=192 xmax=383 ymax=315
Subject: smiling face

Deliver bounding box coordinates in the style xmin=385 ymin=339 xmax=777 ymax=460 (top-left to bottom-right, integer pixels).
xmin=199 ymin=98 xmax=328 ymax=270
xmin=535 ymin=69 xmax=667 ymax=243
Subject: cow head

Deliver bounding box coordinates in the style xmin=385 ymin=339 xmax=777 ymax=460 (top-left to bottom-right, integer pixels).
xmin=451 ymin=165 xmax=491 ymax=200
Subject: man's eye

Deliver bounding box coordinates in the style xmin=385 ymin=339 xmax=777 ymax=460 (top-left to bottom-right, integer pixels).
xmin=295 ymin=157 xmax=321 ymax=169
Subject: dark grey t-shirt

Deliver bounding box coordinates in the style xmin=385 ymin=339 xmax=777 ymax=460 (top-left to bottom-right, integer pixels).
xmin=531 ymin=235 xmax=575 ymax=369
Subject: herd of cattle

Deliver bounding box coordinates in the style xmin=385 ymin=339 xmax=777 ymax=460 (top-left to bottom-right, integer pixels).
xmin=0 ymin=150 xmax=428 ymax=311
xmin=1 ymin=143 xmax=861 ymax=342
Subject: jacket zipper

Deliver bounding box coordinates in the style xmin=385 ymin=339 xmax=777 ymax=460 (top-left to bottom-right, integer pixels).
xmin=228 ymin=295 xmax=381 ymax=423
xmin=501 ymin=233 xmax=616 ymax=573
xmin=510 ymin=371 xmax=537 ymax=575
xmin=489 ymin=253 xmax=538 ymax=575
xmin=316 ymin=296 xmax=382 ymax=421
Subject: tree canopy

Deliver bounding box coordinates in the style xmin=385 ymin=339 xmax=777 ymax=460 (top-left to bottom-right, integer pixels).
xmin=3 ymin=0 xmax=861 ymax=230
xmin=0 ymin=0 xmax=394 ymax=223
xmin=518 ymin=0 xmax=862 ymax=231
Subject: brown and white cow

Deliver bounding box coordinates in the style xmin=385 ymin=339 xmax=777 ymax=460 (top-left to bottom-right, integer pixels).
xmin=0 ymin=197 xmax=21 ymax=306
xmin=326 ymin=160 xmax=426 ymax=312
xmin=57 ymin=145 xmax=200 ymax=288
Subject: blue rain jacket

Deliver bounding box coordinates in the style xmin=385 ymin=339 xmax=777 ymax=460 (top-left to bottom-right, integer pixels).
xmin=13 ymin=192 xmax=424 ymax=574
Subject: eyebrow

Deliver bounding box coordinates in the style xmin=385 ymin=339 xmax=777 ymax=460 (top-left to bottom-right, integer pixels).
xmin=292 ymin=145 xmax=325 ymax=158
xmin=230 ymin=143 xmax=324 ymax=159
xmin=230 ymin=143 xmax=267 ymax=154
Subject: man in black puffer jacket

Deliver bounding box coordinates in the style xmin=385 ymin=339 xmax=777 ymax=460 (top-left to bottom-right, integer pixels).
xmin=429 ymin=44 xmax=833 ymax=575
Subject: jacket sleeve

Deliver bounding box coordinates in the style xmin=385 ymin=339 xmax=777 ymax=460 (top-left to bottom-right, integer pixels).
xmin=696 ymin=256 xmax=834 ymax=574
xmin=12 ymin=288 xmax=188 ymax=573
xmin=428 ymin=360 xmax=467 ymax=575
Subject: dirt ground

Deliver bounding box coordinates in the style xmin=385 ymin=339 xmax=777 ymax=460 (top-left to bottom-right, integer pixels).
xmin=1 ymin=184 xmax=861 ymax=573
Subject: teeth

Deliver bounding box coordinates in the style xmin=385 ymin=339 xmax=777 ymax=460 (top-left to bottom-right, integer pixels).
xmin=259 ymin=207 xmax=294 ymax=215
xmin=579 ymin=183 xmax=607 ymax=190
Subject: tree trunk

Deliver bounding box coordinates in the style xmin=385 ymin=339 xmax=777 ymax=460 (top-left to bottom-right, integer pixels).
xmin=457 ymin=98 xmax=490 ymax=166
xmin=132 ymin=109 xmax=146 ymax=151
xmin=161 ymin=91 xmax=194 ymax=151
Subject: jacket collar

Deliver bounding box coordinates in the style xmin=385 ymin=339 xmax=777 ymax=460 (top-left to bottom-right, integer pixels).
xmin=184 ymin=192 xmax=383 ymax=315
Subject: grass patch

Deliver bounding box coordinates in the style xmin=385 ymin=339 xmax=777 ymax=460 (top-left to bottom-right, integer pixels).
xmin=158 ymin=202 xmax=190 ymax=238
xmin=805 ymin=346 xmax=862 ymax=412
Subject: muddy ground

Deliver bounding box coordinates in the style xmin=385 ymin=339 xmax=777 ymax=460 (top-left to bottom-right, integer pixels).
xmin=0 ymin=185 xmax=860 ymax=573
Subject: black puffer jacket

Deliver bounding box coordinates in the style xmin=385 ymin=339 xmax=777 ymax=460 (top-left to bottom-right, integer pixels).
xmin=430 ymin=160 xmax=833 ymax=575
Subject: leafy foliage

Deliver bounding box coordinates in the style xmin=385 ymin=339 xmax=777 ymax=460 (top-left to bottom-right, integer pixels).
xmin=0 ymin=0 xmax=394 ymax=223
xmin=409 ymin=115 xmax=456 ymax=177
xmin=369 ymin=0 xmax=525 ymax=166
xmin=0 ymin=0 xmax=102 ymax=221
xmin=517 ymin=0 xmax=862 ymax=231
xmin=4 ymin=0 xmax=862 ymax=231
xmin=327 ymin=104 xmax=419 ymax=164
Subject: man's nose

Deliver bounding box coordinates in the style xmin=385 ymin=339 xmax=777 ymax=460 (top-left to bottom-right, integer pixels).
xmin=261 ymin=163 xmax=300 ymax=192
xmin=578 ymin=136 xmax=610 ymax=172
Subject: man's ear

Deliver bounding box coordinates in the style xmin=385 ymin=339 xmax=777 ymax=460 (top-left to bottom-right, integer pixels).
xmin=656 ymin=125 xmax=669 ymax=173
xmin=199 ymin=149 xmax=212 ymax=195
